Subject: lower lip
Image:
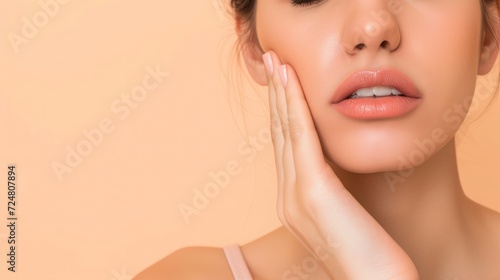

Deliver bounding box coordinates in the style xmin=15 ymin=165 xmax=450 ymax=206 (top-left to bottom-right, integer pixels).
xmin=332 ymin=96 xmax=422 ymax=119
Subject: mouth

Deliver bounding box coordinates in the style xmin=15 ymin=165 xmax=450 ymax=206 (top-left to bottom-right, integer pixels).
xmin=331 ymin=68 xmax=421 ymax=104
xmin=331 ymin=68 xmax=422 ymax=119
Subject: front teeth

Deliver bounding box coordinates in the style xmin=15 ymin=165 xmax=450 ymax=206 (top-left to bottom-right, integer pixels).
xmin=349 ymin=86 xmax=403 ymax=98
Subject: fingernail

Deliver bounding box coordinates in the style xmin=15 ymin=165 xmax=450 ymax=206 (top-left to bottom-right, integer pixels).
xmin=279 ymin=65 xmax=288 ymax=87
xmin=263 ymin=52 xmax=273 ymax=75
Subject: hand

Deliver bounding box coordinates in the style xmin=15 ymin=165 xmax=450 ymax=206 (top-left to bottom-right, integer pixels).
xmin=262 ymin=50 xmax=420 ymax=280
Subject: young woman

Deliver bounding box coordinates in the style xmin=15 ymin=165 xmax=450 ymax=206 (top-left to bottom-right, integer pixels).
xmin=134 ymin=0 xmax=500 ymax=278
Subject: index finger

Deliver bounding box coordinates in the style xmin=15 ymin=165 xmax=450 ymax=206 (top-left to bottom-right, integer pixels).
xmin=279 ymin=63 xmax=332 ymax=185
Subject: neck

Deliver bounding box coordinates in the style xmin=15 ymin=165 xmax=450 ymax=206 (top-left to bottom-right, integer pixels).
xmin=329 ymin=137 xmax=473 ymax=275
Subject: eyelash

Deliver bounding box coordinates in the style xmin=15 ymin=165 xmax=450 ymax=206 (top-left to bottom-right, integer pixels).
xmin=291 ymin=0 xmax=324 ymax=7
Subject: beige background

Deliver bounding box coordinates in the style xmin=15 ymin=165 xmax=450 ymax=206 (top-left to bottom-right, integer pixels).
xmin=0 ymin=1 xmax=499 ymax=279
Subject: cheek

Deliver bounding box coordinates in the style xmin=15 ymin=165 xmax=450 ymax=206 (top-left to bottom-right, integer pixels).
xmin=256 ymin=3 xmax=344 ymax=90
xmin=406 ymin=6 xmax=482 ymax=136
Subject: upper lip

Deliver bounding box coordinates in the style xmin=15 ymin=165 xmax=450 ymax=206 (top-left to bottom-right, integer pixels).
xmin=331 ymin=68 xmax=421 ymax=104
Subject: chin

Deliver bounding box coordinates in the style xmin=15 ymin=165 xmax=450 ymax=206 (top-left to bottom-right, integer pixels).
xmin=323 ymin=143 xmax=434 ymax=175
xmin=327 ymin=155 xmax=402 ymax=174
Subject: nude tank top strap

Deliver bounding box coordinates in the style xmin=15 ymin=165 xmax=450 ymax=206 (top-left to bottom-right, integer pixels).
xmin=223 ymin=244 xmax=253 ymax=280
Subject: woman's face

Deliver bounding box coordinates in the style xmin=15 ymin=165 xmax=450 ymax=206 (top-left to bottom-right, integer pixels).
xmin=251 ymin=0 xmax=497 ymax=173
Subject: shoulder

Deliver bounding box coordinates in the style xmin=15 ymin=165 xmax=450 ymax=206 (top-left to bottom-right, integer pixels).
xmin=132 ymin=246 xmax=234 ymax=280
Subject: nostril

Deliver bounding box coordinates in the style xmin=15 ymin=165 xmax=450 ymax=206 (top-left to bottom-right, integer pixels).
xmin=355 ymin=43 xmax=365 ymax=50
xmin=381 ymin=40 xmax=389 ymax=49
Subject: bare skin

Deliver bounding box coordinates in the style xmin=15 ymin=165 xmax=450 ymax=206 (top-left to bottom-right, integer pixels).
xmin=133 ymin=138 xmax=500 ymax=279
xmin=134 ymin=0 xmax=500 ymax=278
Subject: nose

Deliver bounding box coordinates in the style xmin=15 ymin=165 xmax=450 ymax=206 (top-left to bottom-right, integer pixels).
xmin=341 ymin=4 xmax=401 ymax=55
